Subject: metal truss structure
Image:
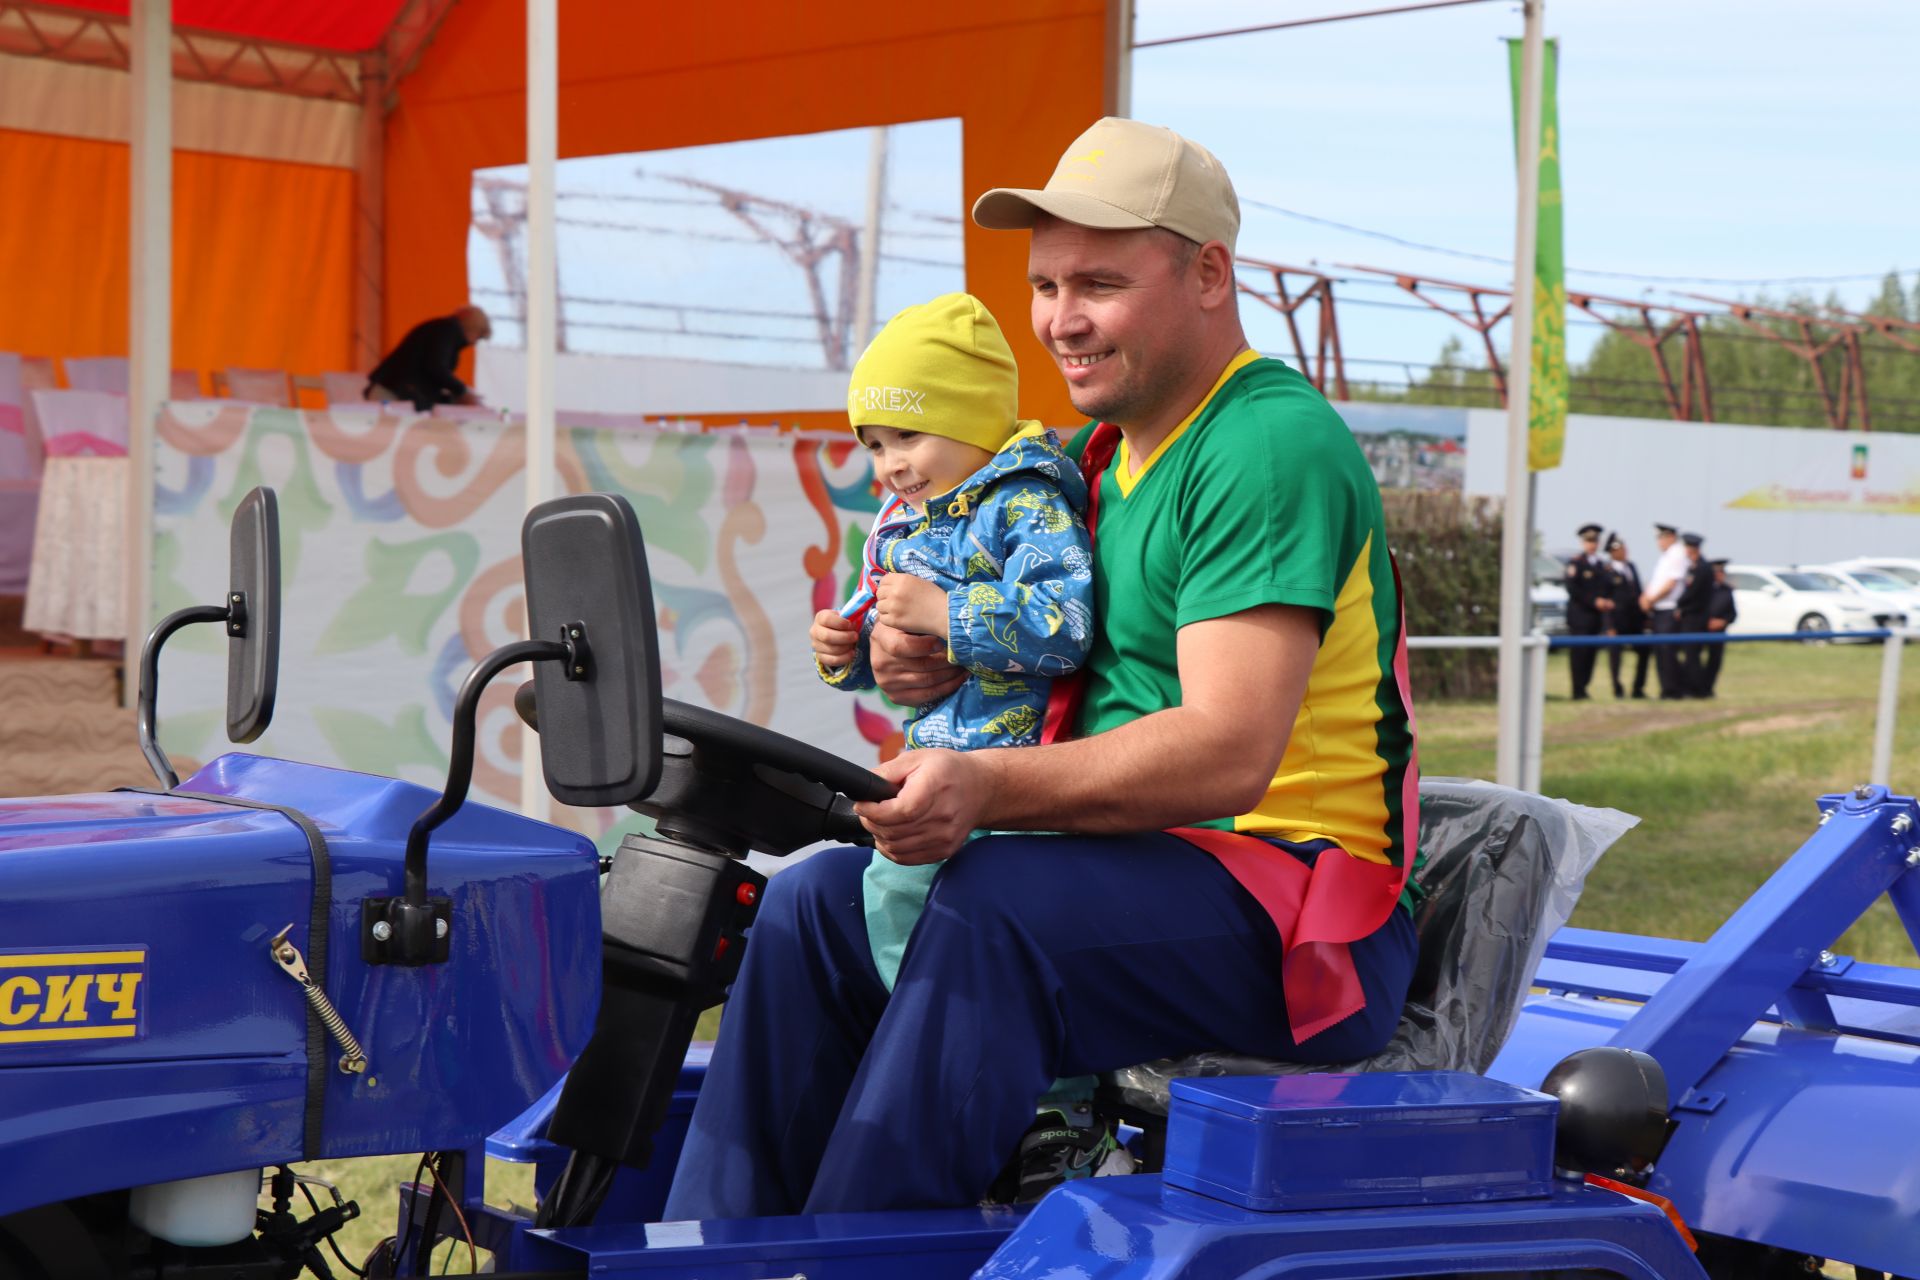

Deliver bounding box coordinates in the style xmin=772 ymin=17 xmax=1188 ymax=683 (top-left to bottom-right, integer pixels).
xmin=472 ymin=176 xmax=573 ymax=355
xmin=668 ymin=174 xmax=862 ymax=371
xmin=0 ymin=2 xmax=361 ymax=101
xmin=1681 ymin=293 xmax=1872 ymax=431
xmin=1235 ymin=259 xmax=1349 ymax=400
xmin=1564 ymin=291 xmax=1715 ymax=424
xmin=379 ymin=0 xmax=461 ymax=109
xmin=1261 ymin=264 xmax=1917 ymax=431
xmin=1340 ymin=264 xmax=1516 ymax=406
xmin=1848 ymin=307 xmax=1920 ymax=357
xmin=0 ymin=0 xmax=459 ymax=107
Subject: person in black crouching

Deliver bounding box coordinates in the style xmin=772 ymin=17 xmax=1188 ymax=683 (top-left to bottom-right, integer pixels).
xmin=365 ymin=305 xmax=493 ymax=411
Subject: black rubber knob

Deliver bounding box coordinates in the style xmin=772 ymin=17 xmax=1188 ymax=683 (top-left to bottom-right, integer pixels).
xmin=1540 ymin=1046 xmax=1670 ymax=1174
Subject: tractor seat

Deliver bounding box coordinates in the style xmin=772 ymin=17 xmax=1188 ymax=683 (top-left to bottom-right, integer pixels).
xmin=1101 ymin=779 xmax=1636 ymax=1124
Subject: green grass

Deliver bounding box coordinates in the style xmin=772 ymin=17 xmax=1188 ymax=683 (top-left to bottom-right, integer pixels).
xmin=1419 ymin=641 xmax=1920 ymax=963
xmin=285 ymin=642 xmax=1919 ymax=1273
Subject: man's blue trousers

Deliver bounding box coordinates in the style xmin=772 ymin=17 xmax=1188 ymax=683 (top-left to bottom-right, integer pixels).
xmin=662 ymin=833 xmax=1417 ymax=1218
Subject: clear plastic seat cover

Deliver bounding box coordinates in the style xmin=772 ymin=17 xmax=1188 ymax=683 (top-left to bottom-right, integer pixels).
xmin=1104 ymin=778 xmax=1637 ymax=1115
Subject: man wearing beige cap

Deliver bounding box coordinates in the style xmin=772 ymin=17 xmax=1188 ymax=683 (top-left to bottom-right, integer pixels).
xmin=667 ymin=119 xmax=1419 ymax=1219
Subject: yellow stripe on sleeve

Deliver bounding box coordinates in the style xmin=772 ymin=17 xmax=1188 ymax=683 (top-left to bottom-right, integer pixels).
xmin=1234 ymin=534 xmax=1394 ymax=864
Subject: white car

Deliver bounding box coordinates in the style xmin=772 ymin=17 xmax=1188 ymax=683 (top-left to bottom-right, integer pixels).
xmin=1803 ymin=564 xmax=1919 ymax=629
xmin=1531 ymin=553 xmax=1569 ymax=635
xmin=1838 ymin=557 xmax=1920 ymax=592
xmin=1721 ymin=564 xmax=1902 ymax=638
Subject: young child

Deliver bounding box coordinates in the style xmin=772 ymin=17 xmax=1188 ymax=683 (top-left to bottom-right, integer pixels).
xmin=810 ymin=293 xmax=1116 ymax=1199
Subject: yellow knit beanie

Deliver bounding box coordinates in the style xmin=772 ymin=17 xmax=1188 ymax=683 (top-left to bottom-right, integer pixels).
xmin=846 ymin=293 xmax=1020 ymax=453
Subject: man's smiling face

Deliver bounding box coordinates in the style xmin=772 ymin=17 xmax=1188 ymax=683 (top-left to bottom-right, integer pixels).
xmin=1027 ymin=216 xmax=1205 ymax=428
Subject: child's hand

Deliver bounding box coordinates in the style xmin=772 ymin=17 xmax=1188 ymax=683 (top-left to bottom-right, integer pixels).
xmin=811 ymin=609 xmax=860 ymax=669
xmin=874 ymin=574 xmax=950 ymax=640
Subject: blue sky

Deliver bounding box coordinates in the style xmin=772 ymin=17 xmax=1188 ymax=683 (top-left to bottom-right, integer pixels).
xmin=474 ymin=1 xmax=1917 ymax=393
xmin=1132 ymin=0 xmax=1920 ymax=374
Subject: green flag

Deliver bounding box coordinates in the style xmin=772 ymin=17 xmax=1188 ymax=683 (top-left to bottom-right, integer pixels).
xmin=1508 ymin=37 xmax=1566 ymax=471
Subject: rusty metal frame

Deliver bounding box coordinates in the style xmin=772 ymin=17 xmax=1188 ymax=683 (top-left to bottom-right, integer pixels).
xmin=1234 ymin=258 xmax=1349 ymax=399
xmin=0 ymin=1 xmax=463 ymax=108
xmin=1682 ymin=292 xmax=1868 ymax=431
xmin=0 ymin=2 xmax=366 ymax=102
xmin=1565 ymin=291 xmax=1717 ymax=423
xmin=668 ymin=174 xmax=861 ymax=370
xmin=1337 ymin=263 xmax=1514 ymax=404
xmin=472 ymin=176 xmax=574 ymax=354
xmin=1833 ymin=306 xmax=1920 ymax=356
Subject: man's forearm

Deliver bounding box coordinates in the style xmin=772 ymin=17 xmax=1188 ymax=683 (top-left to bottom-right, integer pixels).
xmin=976 ymin=705 xmax=1275 ymax=834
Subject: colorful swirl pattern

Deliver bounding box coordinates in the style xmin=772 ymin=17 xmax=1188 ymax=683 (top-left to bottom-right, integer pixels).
xmin=150 ymin=408 xmax=896 ymax=849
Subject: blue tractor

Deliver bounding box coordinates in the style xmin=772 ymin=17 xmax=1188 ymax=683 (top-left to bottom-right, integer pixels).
xmin=2 ymin=488 xmax=1916 ymax=1279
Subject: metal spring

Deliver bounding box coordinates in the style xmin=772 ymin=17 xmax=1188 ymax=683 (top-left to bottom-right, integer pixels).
xmin=302 ymin=984 xmax=368 ymax=1074
xmin=270 ymin=926 xmax=369 ymax=1076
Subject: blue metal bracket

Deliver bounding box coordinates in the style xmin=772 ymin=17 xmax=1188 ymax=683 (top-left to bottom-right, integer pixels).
xmin=1890 ymin=862 xmax=1920 ymax=956
xmin=1772 ymin=984 xmax=1838 ymax=1031
xmin=1608 ymin=784 xmax=1920 ymax=1107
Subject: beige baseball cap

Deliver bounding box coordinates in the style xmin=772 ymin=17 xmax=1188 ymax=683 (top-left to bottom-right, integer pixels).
xmin=972 ymin=117 xmax=1240 ymax=252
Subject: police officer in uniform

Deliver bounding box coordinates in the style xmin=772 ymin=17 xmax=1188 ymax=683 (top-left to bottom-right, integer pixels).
xmin=1674 ymin=533 xmax=1713 ymax=697
xmin=1603 ymin=531 xmax=1649 ymax=698
xmin=1563 ymin=523 xmax=1613 ymax=700
xmin=1642 ymin=522 xmax=1690 ymax=699
xmin=1698 ymin=558 xmax=1739 ymax=698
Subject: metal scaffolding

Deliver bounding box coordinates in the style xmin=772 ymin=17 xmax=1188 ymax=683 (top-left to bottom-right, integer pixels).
xmin=1238 ymin=266 xmax=1920 ymax=431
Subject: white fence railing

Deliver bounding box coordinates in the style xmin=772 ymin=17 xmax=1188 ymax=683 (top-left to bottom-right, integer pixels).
xmin=1407 ymin=629 xmax=1913 ymax=795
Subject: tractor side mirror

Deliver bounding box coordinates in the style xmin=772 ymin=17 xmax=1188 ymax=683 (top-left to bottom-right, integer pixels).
xmin=363 ymin=492 xmax=662 ymax=966
xmin=521 ymin=493 xmax=663 ymax=807
xmin=225 ymin=487 xmax=281 ymax=743
xmin=138 ymin=485 xmax=282 ymax=789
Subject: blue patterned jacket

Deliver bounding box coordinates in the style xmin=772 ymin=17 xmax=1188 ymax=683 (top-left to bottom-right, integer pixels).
xmin=819 ymin=425 xmax=1093 ymax=750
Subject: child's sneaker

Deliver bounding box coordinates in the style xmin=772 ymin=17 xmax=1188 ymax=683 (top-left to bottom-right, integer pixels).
xmin=985 ymin=1102 xmax=1136 ymax=1205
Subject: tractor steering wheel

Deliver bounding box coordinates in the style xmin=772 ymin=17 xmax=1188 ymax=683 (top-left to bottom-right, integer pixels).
xmin=514 ymin=681 xmax=895 ymax=855
xmin=659 ymin=699 xmax=896 ymax=803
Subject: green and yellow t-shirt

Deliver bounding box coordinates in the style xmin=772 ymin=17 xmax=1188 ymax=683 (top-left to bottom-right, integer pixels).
xmin=1068 ymin=352 xmax=1417 ymax=874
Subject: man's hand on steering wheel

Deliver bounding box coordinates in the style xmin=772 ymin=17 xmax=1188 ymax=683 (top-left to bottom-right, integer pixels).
xmin=870 ymin=622 xmax=967 ymax=705
xmin=855 ymin=749 xmax=990 ymax=865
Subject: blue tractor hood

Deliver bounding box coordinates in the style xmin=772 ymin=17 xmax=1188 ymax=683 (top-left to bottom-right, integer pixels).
xmin=0 ymin=755 xmax=602 ymax=1215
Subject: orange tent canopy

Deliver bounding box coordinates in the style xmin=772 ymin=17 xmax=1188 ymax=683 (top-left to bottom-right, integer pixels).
xmin=1 ymin=0 xmax=1114 ymax=424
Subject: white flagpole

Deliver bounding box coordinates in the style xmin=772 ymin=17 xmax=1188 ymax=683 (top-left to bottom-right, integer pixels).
xmin=1496 ymin=0 xmax=1545 ymax=788
xmin=521 ymin=0 xmax=558 ymax=820
xmin=125 ymin=0 xmax=171 ymax=702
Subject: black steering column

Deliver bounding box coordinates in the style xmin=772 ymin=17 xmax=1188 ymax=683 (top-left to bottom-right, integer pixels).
xmin=518 ymin=684 xmax=896 ymax=1227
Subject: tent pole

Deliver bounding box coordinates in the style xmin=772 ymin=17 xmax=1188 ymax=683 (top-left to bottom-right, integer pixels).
xmin=124 ymin=0 xmax=170 ymax=709
xmin=520 ymin=0 xmax=558 ymax=820
xmin=1107 ymin=0 xmax=1134 ymax=116
xmin=852 ymin=127 xmax=888 ymax=358
xmin=353 ymin=58 xmax=387 ymax=374
xmin=1495 ymin=0 xmax=1544 ymax=788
